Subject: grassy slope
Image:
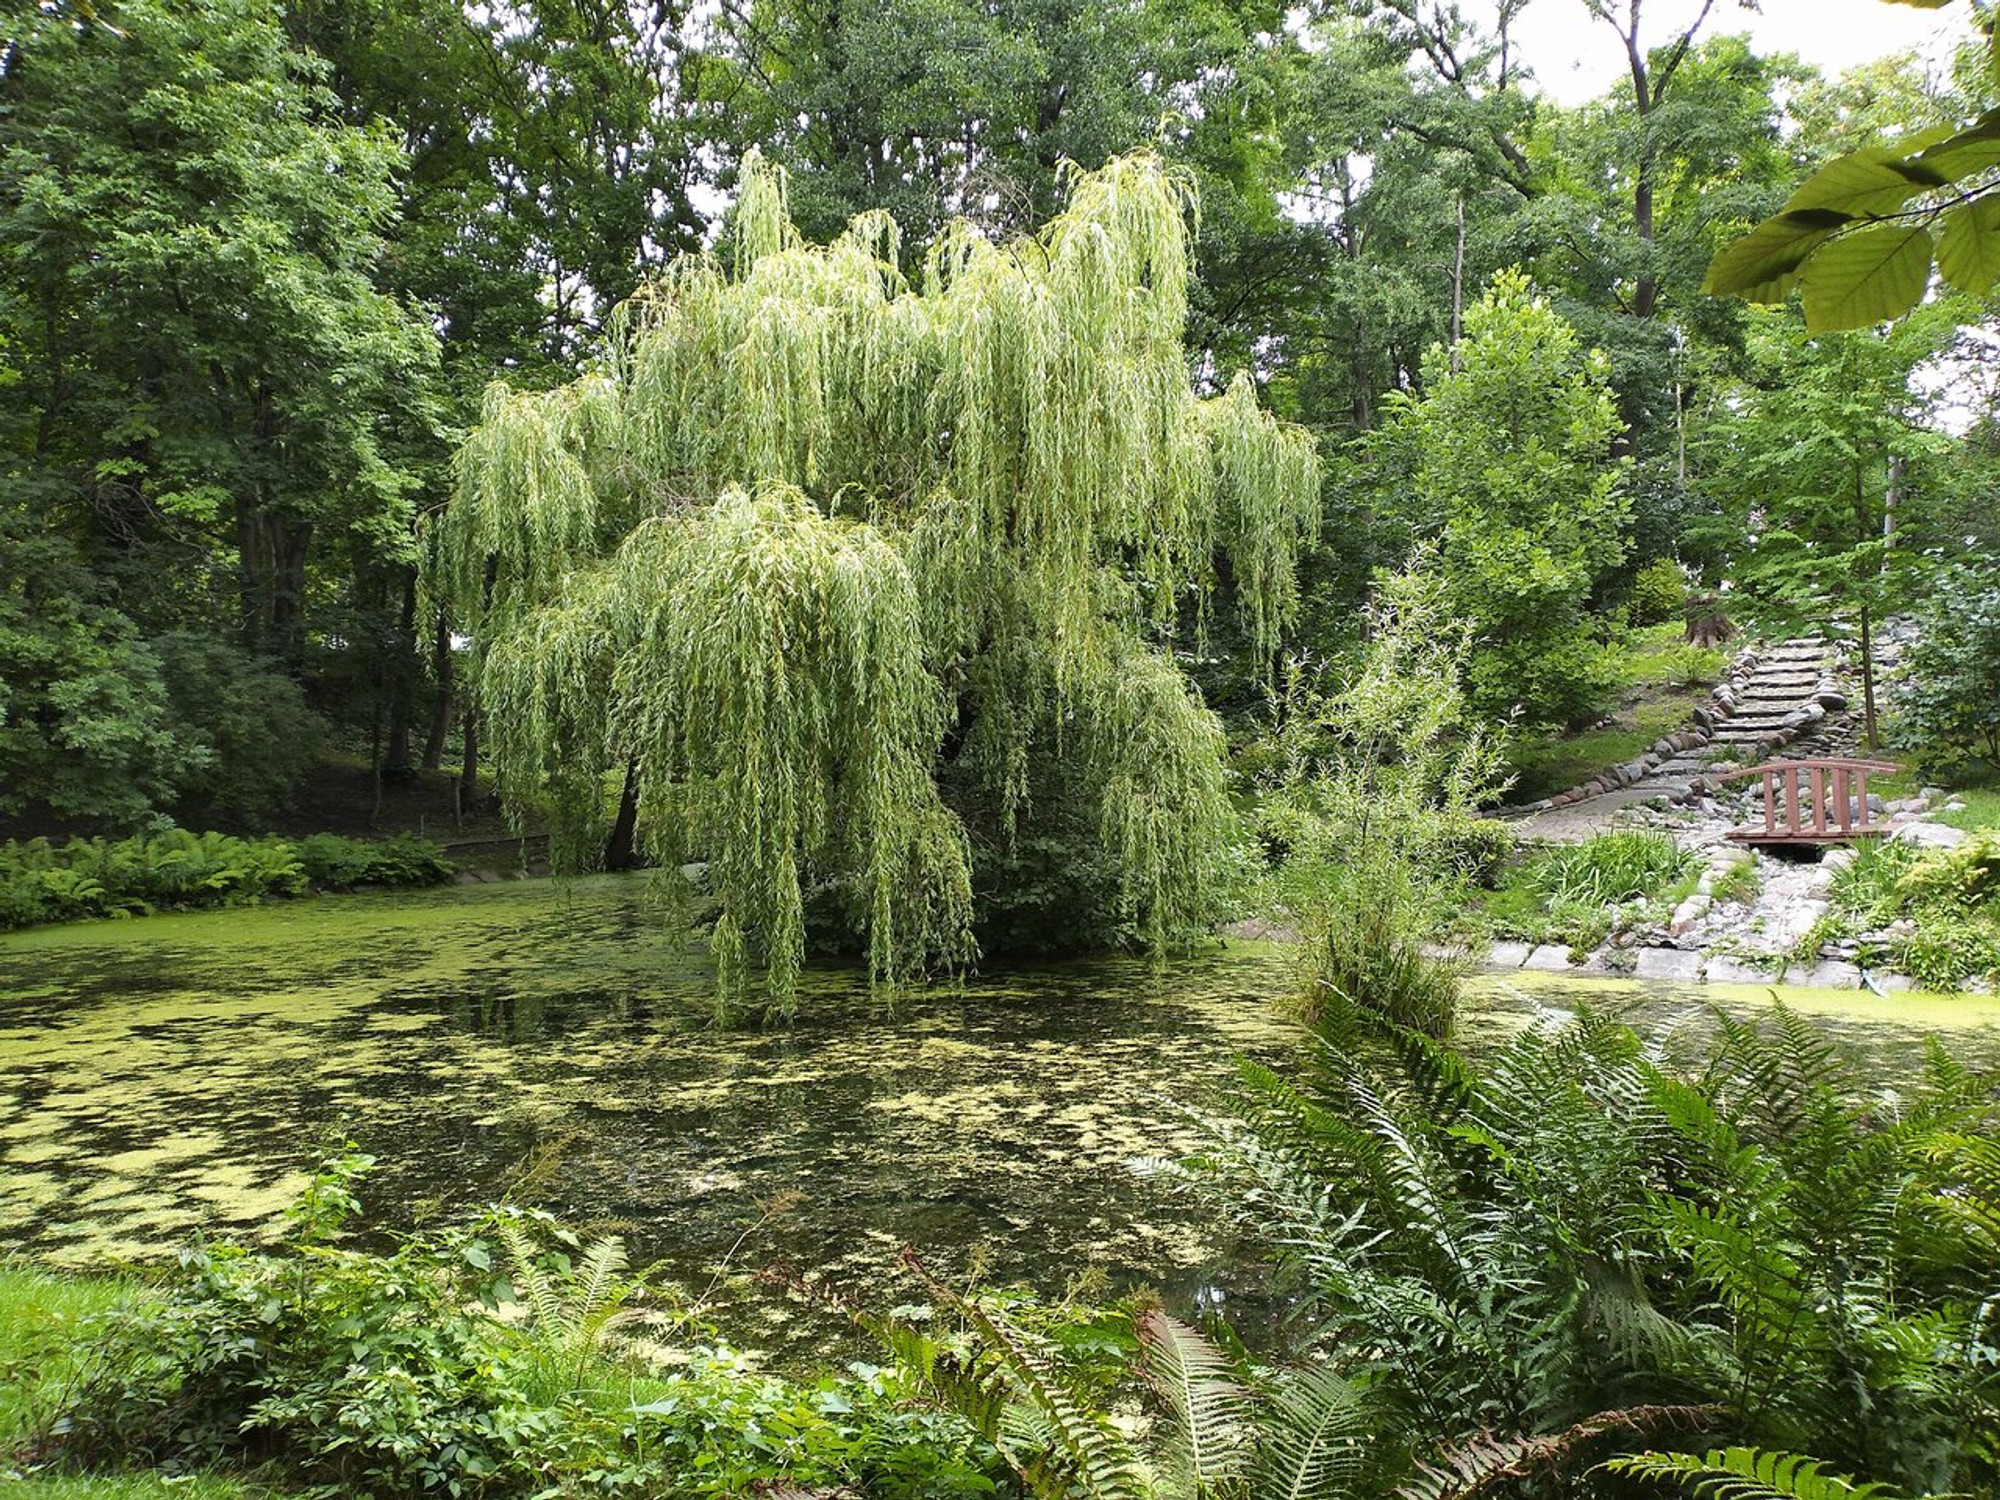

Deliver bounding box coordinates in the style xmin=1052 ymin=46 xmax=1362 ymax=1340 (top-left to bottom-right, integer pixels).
xmin=1504 ymin=624 xmax=1724 ymax=804
xmin=0 ymin=1268 xmax=281 ymax=1499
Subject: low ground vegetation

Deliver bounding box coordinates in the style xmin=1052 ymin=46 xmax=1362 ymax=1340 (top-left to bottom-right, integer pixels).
xmin=0 ymin=831 xmax=455 ymax=931
xmin=12 ymin=1002 xmax=1991 ymax=1500
xmin=1475 ymin=828 xmax=1700 ymax=953
xmin=3 ymin=1156 xmax=1001 ymax=1500
xmin=1813 ymin=831 xmax=2000 ymax=991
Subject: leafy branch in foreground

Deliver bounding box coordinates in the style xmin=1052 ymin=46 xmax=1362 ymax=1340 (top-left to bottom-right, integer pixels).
xmin=1705 ymin=1 xmax=2000 ymax=329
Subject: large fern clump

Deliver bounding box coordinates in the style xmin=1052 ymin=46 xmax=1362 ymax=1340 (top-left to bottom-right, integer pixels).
xmin=891 ymin=1002 xmax=1996 ymax=1500
xmin=428 ymin=151 xmax=1320 ymax=1016
xmin=1184 ymin=1000 xmax=2000 ymax=1500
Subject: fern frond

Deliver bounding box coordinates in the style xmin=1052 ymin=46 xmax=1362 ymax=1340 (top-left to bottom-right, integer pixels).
xmin=1254 ymin=1362 xmax=1373 ymax=1500
xmin=1605 ymin=1446 xmax=1909 ymax=1500
xmin=903 ymin=1250 xmax=1147 ymax=1500
xmin=498 ymin=1218 xmax=565 ymax=1335
xmin=570 ymin=1235 xmax=631 ymax=1333
xmin=1135 ymin=1308 xmax=1251 ymax=1494
xmin=1397 ymin=1405 xmax=1721 ymax=1500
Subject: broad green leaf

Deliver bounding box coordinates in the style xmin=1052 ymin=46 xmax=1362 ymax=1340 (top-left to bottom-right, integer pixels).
xmin=1703 ymin=214 xmax=1838 ymax=300
xmin=1781 ymin=146 xmax=1947 ymax=219
xmin=1799 ymin=225 xmax=1934 ymax=332
xmin=1919 ymin=107 xmax=2000 ymax=179
xmin=1936 ymin=193 xmax=2000 ymax=294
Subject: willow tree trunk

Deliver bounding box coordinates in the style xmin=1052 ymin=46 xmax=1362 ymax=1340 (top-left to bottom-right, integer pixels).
xmin=604 ymin=758 xmax=642 ymax=870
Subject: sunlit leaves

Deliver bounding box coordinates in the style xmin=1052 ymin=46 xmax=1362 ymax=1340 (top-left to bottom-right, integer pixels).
xmin=1936 ymin=195 xmax=2000 ymax=293
xmin=1707 ymin=87 xmax=2000 ymax=329
xmin=1797 ymin=225 xmax=1936 ymax=334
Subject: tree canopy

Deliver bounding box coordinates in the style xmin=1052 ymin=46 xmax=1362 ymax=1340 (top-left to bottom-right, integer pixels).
xmin=429 ymin=152 xmax=1320 ymax=1015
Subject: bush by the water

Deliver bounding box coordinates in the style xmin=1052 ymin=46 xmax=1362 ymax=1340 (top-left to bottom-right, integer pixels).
xmin=13 ymin=1153 xmax=998 ymax=1500
xmin=0 ymin=831 xmax=455 ymax=930
xmin=1822 ymin=830 xmax=2000 ymax=990
xmin=1479 ymin=828 xmax=1697 ymax=951
xmin=1532 ymin=827 xmax=1694 ymax=904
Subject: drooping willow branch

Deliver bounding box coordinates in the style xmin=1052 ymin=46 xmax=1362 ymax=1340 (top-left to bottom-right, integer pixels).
xmin=428 ymin=149 xmax=1321 ymax=1017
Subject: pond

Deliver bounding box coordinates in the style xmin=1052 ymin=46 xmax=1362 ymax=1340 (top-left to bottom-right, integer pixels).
xmin=5 ymin=876 xmax=1998 ymax=1356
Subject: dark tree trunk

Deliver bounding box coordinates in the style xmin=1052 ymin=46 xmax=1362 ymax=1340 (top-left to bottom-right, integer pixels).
xmin=456 ymin=707 xmax=480 ymax=825
xmin=604 ymin=757 xmax=642 ymax=870
xmin=422 ymin=608 xmax=454 ymax=771
xmin=384 ymin=568 xmax=417 ymax=774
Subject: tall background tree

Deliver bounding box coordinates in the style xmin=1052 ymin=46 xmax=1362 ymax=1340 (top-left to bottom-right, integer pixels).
xmin=0 ymin=0 xmax=437 ymax=826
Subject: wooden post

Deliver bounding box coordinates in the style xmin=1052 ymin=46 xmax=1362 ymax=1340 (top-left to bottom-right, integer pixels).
xmin=1763 ymin=771 xmax=1777 ymax=834
xmin=1834 ymin=767 xmax=1852 ymax=833
xmin=1810 ymin=766 xmax=1828 ymax=834
xmin=1785 ymin=766 xmax=1801 ymax=835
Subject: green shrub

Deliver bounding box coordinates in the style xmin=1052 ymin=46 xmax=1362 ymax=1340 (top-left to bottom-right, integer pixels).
xmin=1533 ymin=829 xmax=1694 ymax=904
xmin=1437 ymin=817 xmax=1515 ymax=888
xmin=1826 ymin=833 xmax=2000 ymax=989
xmin=911 ymin=1006 xmax=2000 ymax=1500
xmin=154 ymin=633 xmax=323 ymax=824
xmin=34 ymin=1156 xmax=1000 ymax=1500
xmin=1896 ymin=567 xmax=2000 ymax=774
xmin=0 ymin=831 xmax=455 ymax=930
xmin=292 ymin=832 xmax=457 ymax=891
xmin=1629 ymin=556 xmax=1690 ymax=626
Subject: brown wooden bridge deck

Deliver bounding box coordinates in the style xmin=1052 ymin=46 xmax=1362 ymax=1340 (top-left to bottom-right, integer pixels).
xmin=1716 ymin=757 xmax=1901 ymax=846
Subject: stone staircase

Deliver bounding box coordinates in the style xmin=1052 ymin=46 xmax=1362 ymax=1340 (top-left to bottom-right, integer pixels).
xmin=1638 ymin=636 xmax=1846 ymax=799
xmin=1505 ymin=636 xmax=1851 ymax=840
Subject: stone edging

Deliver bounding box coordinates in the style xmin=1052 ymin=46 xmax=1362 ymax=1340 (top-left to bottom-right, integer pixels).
xmin=1474 ymin=938 xmax=1991 ymax=994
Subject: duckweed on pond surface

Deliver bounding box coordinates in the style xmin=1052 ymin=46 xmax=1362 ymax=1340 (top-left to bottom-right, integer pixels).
xmin=4 ymin=876 xmax=1998 ymax=1355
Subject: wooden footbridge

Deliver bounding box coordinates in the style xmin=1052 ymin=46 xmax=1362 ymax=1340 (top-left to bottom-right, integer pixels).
xmin=1717 ymin=758 xmax=1901 ymax=846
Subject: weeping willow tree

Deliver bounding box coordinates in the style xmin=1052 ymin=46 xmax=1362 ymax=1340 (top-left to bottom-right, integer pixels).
xmin=429 ymin=151 xmax=1320 ymax=1016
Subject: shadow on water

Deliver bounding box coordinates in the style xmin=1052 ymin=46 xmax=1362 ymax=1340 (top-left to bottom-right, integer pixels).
xmin=3 ymin=876 xmax=1997 ymax=1358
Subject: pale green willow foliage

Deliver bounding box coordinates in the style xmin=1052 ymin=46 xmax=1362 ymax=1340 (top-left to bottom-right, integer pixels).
xmin=430 ymin=150 xmax=1319 ymax=1016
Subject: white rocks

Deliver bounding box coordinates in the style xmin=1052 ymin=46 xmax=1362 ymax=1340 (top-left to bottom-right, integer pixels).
xmin=1524 ymin=944 xmax=1577 ymax=972
xmin=1798 ymin=959 xmax=1862 ymax=989
xmin=1669 ymin=896 xmax=1710 ymax=934
xmin=1767 ymin=897 xmax=1831 ymax=948
xmin=1486 ymin=941 xmax=1532 ymax=969
xmin=1635 ymin=947 xmax=1704 ymax=981
xmin=1891 ymin=822 xmax=1968 ymax=849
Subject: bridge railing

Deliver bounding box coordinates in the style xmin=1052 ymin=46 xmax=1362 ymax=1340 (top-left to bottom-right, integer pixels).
xmin=1713 ymin=757 xmax=1901 ymax=845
